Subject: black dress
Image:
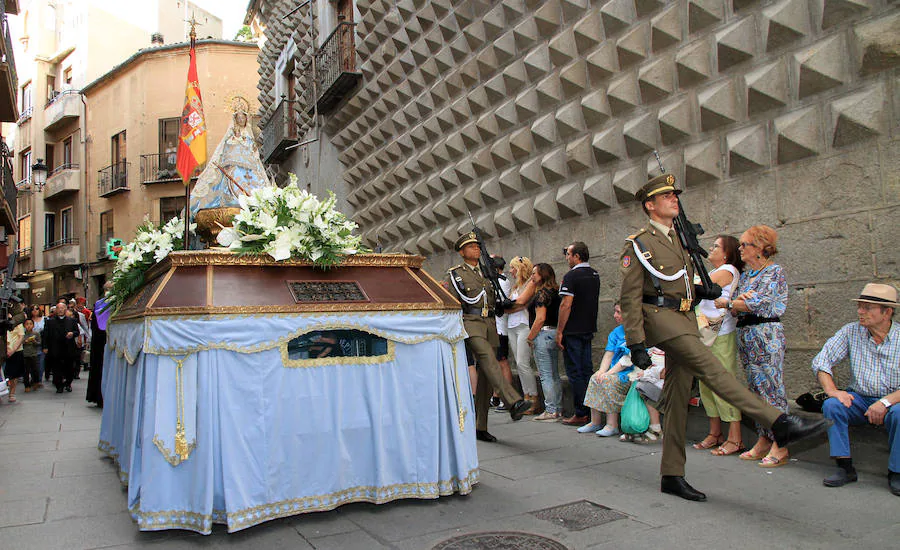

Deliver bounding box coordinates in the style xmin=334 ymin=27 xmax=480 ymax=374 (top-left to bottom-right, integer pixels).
xmin=85 ymin=312 xmax=106 ymax=406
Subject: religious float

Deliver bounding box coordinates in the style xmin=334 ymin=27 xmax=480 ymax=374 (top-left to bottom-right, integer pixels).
xmin=98 ymin=97 xmax=477 ymax=534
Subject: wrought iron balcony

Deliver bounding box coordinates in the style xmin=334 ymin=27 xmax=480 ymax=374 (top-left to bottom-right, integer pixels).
xmin=304 ymin=22 xmax=361 ymax=115
xmin=98 ymin=161 xmax=129 ymax=197
xmin=140 ymin=152 xmax=184 ymax=185
xmin=260 ymin=98 xmax=298 ymax=164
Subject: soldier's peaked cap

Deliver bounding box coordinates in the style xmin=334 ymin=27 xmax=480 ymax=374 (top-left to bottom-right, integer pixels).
xmin=635 ymin=173 xmax=681 ymax=203
xmin=454 ymin=231 xmax=479 ymax=251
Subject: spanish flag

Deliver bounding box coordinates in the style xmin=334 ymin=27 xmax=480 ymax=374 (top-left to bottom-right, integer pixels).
xmin=176 ymin=38 xmax=207 ymax=185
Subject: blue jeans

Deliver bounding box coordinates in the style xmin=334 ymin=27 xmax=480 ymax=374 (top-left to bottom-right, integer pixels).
xmin=822 ymin=391 xmax=900 ymax=473
xmin=563 ymin=333 xmax=593 ymax=418
xmin=533 ymin=330 xmax=561 ymax=413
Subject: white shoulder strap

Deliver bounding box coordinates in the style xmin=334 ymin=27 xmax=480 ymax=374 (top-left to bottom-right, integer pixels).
xmin=628 ymin=239 xmax=687 ymax=282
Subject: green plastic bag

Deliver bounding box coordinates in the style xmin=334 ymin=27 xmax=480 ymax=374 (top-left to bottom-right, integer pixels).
xmin=621 ymin=381 xmax=650 ymax=434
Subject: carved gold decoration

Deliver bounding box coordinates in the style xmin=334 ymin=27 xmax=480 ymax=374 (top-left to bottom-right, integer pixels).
xmin=194 ymin=207 xmax=241 ymax=246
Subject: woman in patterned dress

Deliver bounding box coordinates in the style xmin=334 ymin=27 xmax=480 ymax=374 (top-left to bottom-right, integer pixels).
xmin=716 ymin=225 xmax=789 ymax=467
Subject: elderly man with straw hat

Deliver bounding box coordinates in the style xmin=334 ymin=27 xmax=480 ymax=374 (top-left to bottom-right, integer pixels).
xmin=813 ymin=283 xmax=900 ymax=495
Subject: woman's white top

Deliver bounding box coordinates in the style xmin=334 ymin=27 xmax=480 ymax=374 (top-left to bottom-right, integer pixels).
xmin=698 ymin=264 xmax=739 ymax=335
xmin=506 ymin=285 xmax=530 ymax=329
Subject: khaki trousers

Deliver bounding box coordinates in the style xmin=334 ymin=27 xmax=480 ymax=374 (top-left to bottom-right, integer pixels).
xmin=466 ymin=334 xmax=522 ymax=431
xmin=656 ymin=333 xmax=782 ymax=476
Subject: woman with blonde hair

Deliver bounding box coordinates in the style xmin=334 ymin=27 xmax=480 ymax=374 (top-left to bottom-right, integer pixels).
xmin=506 ymin=256 xmax=541 ymax=414
xmin=715 ymin=225 xmax=789 ymax=468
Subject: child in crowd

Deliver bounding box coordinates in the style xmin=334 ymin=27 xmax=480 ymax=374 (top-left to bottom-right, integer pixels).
xmin=22 ymin=318 xmax=42 ymax=392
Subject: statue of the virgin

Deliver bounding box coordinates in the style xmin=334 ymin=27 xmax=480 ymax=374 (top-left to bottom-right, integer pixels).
xmin=191 ymin=95 xmax=272 ymax=244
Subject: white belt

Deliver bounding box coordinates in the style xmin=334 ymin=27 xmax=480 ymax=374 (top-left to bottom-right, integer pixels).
xmin=541 ymin=326 xmax=557 ymax=331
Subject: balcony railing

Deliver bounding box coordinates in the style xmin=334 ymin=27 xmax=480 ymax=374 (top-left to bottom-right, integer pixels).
xmin=260 ymin=98 xmax=298 ymax=164
xmin=14 ymin=177 xmax=28 ymax=191
xmin=16 ymin=247 xmax=30 ymax=258
xmin=98 ymin=161 xmax=129 ymax=197
xmin=16 ymin=106 xmax=32 ymax=125
xmin=304 ymin=22 xmax=361 ymax=115
xmin=43 ymin=236 xmax=79 ymax=252
xmin=140 ymin=152 xmax=184 ymax=185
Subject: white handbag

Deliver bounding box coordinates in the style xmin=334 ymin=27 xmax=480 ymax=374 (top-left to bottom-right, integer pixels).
xmin=0 ymin=378 xmax=9 ymax=398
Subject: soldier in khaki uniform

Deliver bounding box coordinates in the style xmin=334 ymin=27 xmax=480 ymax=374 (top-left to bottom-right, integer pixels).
xmin=619 ymin=174 xmax=829 ymax=501
xmin=443 ymin=232 xmax=531 ymax=442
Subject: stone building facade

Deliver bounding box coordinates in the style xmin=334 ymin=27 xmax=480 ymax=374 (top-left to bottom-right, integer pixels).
xmin=249 ymin=0 xmax=900 ymax=394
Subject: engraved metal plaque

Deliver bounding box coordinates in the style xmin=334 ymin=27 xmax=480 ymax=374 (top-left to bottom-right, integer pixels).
xmin=286 ymin=280 xmax=368 ymax=303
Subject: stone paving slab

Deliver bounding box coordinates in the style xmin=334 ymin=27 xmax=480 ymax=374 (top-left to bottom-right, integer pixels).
xmin=0 ymin=497 xmax=48 ymax=529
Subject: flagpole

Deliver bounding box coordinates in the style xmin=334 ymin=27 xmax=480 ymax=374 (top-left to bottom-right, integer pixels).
xmin=184 ymin=19 xmax=198 ymax=250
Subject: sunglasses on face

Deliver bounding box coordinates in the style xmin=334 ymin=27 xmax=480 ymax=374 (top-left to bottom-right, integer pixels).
xmin=738 ymin=242 xmax=756 ymax=249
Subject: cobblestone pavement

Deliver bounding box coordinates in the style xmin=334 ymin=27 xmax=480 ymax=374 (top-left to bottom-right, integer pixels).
xmin=1 ymin=377 xmax=896 ymax=549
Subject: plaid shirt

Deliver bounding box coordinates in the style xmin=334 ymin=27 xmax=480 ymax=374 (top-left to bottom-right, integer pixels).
xmin=812 ymin=321 xmax=900 ymax=398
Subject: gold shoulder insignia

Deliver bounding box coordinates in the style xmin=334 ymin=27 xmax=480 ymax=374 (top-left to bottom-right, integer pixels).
xmin=626 ymin=229 xmax=646 ymax=241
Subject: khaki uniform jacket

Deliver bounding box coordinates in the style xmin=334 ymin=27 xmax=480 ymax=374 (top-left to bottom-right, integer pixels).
xmin=443 ymin=262 xmax=500 ymax=347
xmin=619 ymin=223 xmax=699 ymax=347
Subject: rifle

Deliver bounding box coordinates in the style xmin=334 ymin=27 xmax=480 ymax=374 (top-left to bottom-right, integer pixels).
xmin=652 ymin=152 xmax=720 ymax=299
xmin=465 ymin=211 xmax=511 ymax=314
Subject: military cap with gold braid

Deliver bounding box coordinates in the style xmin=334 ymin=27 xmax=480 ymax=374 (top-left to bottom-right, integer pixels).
xmin=454 ymin=231 xmax=479 ymax=251
xmin=635 ymin=173 xmax=681 ymax=203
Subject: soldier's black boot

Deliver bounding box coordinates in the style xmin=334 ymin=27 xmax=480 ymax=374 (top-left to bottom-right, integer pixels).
xmin=771 ymin=414 xmax=831 ymax=448
xmin=661 ymin=476 xmax=706 ymax=502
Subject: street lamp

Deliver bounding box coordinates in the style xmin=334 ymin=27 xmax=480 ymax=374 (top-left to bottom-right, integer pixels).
xmin=31 ymin=158 xmax=48 ymax=190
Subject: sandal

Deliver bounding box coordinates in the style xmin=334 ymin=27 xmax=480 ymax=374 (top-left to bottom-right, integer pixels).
xmin=758 ymin=454 xmax=789 ymax=468
xmin=711 ymin=440 xmax=744 ymax=456
xmin=8 ymin=394 xmax=16 ymax=403
xmin=739 ymin=447 xmax=771 ymax=461
xmin=692 ymin=433 xmax=724 ymax=450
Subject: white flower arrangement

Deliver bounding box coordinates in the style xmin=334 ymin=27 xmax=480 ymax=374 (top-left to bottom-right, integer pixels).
xmin=216 ymin=175 xmax=364 ymax=266
xmin=104 ymin=216 xmax=194 ymax=313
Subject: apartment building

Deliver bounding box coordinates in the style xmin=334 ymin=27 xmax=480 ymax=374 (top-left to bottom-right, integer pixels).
xmin=81 ymin=39 xmax=259 ymax=300
xmin=7 ymin=0 xmax=228 ymax=305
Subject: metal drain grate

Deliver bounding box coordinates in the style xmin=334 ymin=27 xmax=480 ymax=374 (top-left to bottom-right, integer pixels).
xmin=530 ymin=500 xmax=628 ymax=531
xmin=432 ymin=531 xmax=568 ymax=550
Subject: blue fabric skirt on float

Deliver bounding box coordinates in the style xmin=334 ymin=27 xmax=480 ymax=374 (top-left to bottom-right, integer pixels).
xmin=99 ymin=310 xmax=477 ymax=534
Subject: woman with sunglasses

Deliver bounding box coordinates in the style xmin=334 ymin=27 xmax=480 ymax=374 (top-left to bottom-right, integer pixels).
xmin=715 ymin=225 xmax=789 ymax=468
xmin=506 ymin=256 xmax=541 ymax=415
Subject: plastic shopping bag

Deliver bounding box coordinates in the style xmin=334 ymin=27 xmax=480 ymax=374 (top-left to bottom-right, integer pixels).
xmin=620 ymin=381 xmax=650 ymax=435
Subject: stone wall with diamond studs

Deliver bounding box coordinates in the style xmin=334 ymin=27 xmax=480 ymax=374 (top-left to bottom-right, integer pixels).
xmin=255 ymin=0 xmax=900 ymax=393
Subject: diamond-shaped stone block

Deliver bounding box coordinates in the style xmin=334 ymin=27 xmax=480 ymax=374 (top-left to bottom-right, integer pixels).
xmin=533 ymin=190 xmax=560 ymax=226
xmin=775 ymin=106 xmax=822 ymax=164
xmin=699 ymin=79 xmax=740 ymax=131
xmin=658 ymin=97 xmax=694 ymax=145
xmin=727 ymin=124 xmax=769 ymax=175
xmin=586 ymin=42 xmax=618 ymax=84
xmin=745 ymin=60 xmax=788 ymax=115
xmin=613 ymin=166 xmax=644 ymax=203
xmin=763 ymin=0 xmax=810 ymax=52
xmin=592 ymin=124 xmax=626 ymax=165
xmin=581 ymin=89 xmax=611 ymax=127
xmin=617 ymin=23 xmax=649 ymax=69
xmin=607 ymin=73 xmax=641 ymax=115
xmin=638 ymin=57 xmax=675 ymax=103
xmin=676 ymin=39 xmax=713 ymax=88
xmin=651 ymin=4 xmax=682 ymax=52
xmin=821 ymin=0 xmax=871 ymax=30
xmin=716 ymin=17 xmax=757 ymax=72
xmin=573 ymin=10 xmax=605 ymax=54
xmin=830 ymin=83 xmax=885 ymax=147
xmin=566 ymin=134 xmax=594 ymax=174
xmin=795 ymin=34 xmax=847 ymax=99
xmin=855 ymin=13 xmax=900 ymax=76
xmin=624 ymin=113 xmax=658 ymax=158
xmin=689 ymin=0 xmax=724 ymax=34
xmin=583 ymin=174 xmax=615 ymax=212
xmin=556 ymin=181 xmax=586 ymax=217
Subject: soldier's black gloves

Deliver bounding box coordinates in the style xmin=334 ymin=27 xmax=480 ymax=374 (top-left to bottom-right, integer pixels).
xmin=628 ymin=344 xmax=653 ymax=369
xmin=694 ymin=283 xmax=722 ymax=300
xmin=496 ymin=298 xmax=515 ymax=316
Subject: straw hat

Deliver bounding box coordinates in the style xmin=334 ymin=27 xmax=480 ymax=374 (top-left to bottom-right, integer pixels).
xmin=852 ymin=283 xmax=899 ymax=307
